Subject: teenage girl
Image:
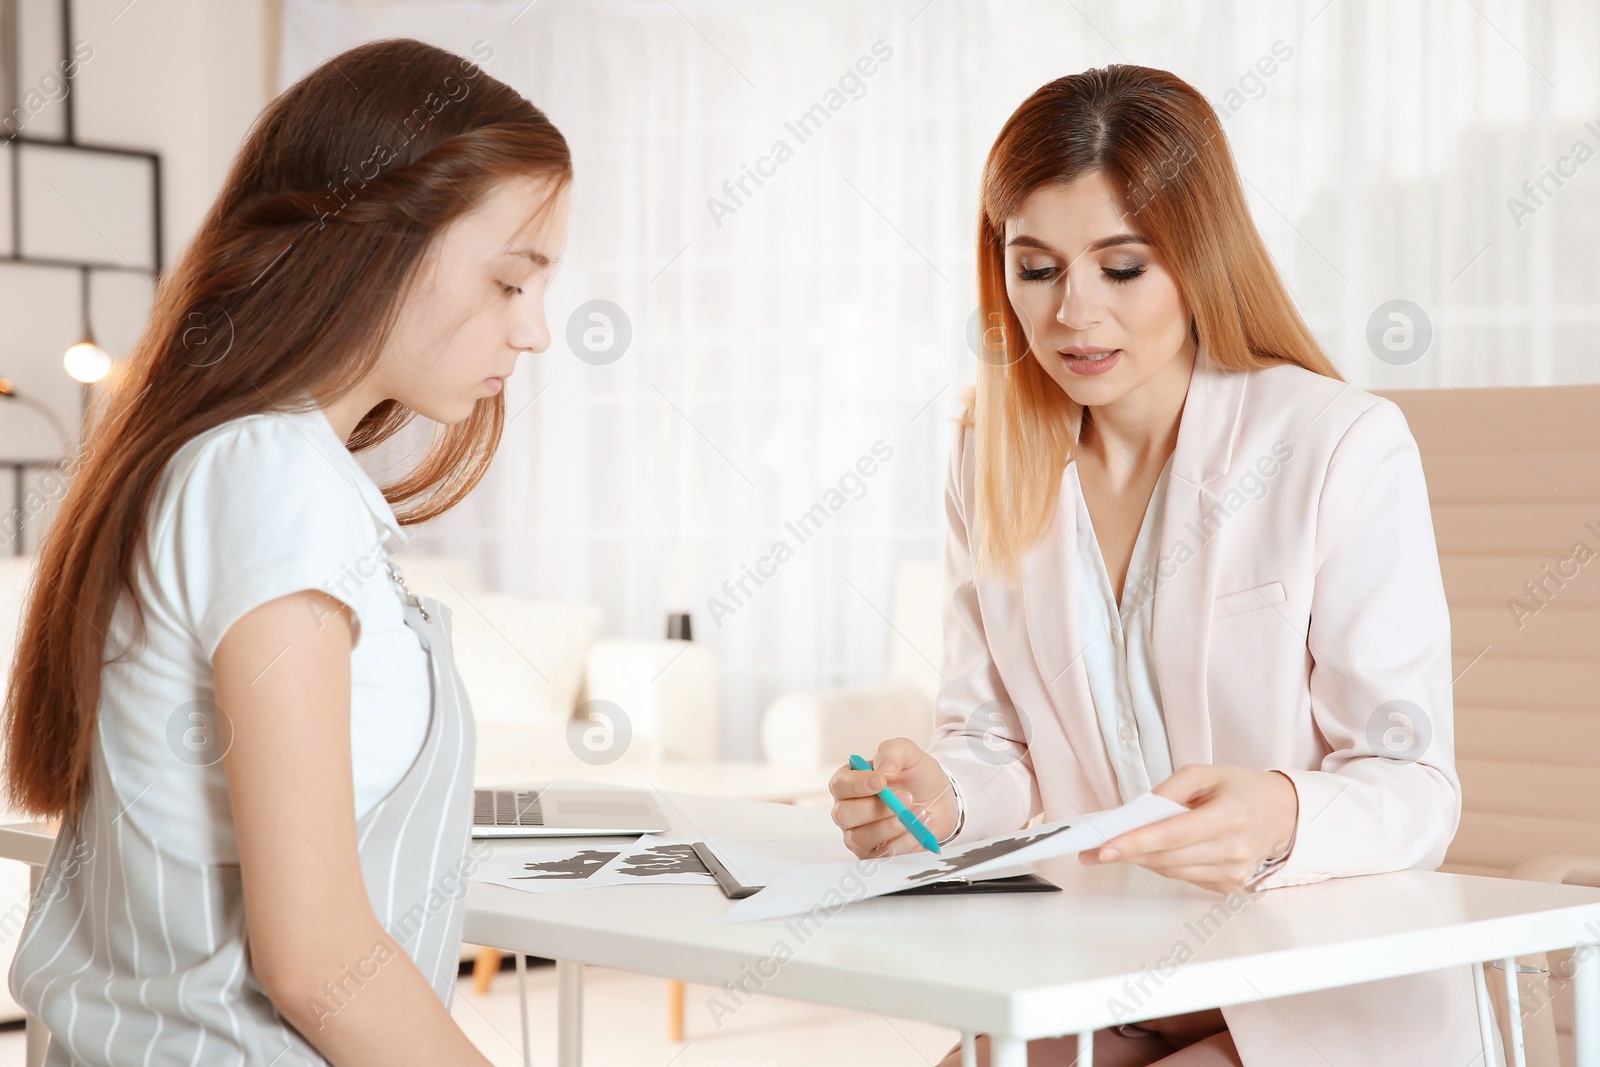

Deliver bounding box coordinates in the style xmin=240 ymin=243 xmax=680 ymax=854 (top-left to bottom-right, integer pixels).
xmin=4 ymin=38 xmax=569 ymax=1066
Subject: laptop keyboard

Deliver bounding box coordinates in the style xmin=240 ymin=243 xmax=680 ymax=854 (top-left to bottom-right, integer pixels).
xmin=474 ymin=789 xmax=545 ymax=828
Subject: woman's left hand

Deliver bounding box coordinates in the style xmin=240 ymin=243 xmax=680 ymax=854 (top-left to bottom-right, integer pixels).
xmin=1078 ymin=764 xmax=1299 ymax=894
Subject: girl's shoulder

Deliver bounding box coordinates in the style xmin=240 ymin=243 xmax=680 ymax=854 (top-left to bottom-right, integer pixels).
xmin=149 ymin=407 xmax=381 ymax=559
xmin=143 ymin=407 xmax=394 ymax=659
xmin=166 ymin=407 xmax=348 ymax=486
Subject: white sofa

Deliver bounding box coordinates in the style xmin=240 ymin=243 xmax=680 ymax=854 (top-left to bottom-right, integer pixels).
xmin=0 ymin=549 xmax=720 ymax=1019
xmin=387 ymin=551 xmax=722 ymax=783
xmin=388 ymin=554 xmax=830 ymax=804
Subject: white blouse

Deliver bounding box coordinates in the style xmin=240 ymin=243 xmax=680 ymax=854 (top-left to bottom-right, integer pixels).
xmin=1068 ymin=453 xmax=1177 ymax=805
xmin=939 ymin=452 xmax=1181 ymax=842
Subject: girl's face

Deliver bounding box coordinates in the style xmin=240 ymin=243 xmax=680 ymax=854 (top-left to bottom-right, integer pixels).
xmin=379 ymin=173 xmax=570 ymax=425
xmin=1002 ymin=171 xmax=1193 ymax=413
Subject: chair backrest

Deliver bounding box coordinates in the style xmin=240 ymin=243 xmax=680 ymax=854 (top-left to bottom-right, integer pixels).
xmin=1376 ymin=384 xmax=1600 ymax=879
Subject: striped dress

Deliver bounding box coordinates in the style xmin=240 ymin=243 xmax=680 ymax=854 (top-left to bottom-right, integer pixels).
xmin=8 ymin=572 xmax=476 ymax=1065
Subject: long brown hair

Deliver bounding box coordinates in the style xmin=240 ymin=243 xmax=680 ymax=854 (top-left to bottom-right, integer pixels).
xmin=969 ymin=64 xmax=1342 ymax=579
xmin=4 ymin=38 xmax=571 ymax=828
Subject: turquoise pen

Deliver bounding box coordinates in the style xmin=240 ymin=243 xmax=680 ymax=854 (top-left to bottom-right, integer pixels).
xmin=849 ymin=753 xmax=941 ymax=854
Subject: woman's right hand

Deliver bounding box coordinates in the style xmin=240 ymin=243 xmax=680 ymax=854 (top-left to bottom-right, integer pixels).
xmin=829 ymin=737 xmax=961 ymax=858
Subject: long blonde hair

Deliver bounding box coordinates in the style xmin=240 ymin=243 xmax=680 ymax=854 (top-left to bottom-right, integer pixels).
xmin=969 ymin=64 xmax=1342 ymax=580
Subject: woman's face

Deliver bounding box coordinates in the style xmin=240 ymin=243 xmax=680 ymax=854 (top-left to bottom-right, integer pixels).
xmin=1003 ymin=171 xmax=1193 ymax=412
xmin=379 ymin=173 xmax=570 ymax=425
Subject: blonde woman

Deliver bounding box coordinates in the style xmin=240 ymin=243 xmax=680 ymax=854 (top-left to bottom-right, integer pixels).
xmin=4 ymin=39 xmax=567 ymax=1065
xmin=830 ymin=66 xmax=1493 ymax=1066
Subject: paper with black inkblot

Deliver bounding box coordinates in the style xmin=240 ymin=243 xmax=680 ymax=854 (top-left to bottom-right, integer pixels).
xmin=473 ymin=835 xmax=717 ymax=894
xmin=722 ymin=791 xmax=1189 ymax=922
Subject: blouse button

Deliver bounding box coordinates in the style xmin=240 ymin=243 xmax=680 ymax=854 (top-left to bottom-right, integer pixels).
xmin=1119 ymin=725 xmax=1134 ymax=742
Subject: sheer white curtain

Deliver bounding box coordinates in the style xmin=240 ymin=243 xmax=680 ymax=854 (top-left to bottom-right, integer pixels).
xmin=279 ymin=0 xmax=1600 ymax=757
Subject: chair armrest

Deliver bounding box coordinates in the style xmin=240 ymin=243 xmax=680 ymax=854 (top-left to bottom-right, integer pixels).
xmin=1508 ymin=853 xmax=1600 ymax=887
xmin=761 ymin=681 xmax=933 ymax=769
xmin=582 ymin=639 xmax=720 ymax=762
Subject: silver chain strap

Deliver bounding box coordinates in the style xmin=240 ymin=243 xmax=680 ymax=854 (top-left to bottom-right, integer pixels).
xmin=384 ymin=559 xmax=430 ymax=621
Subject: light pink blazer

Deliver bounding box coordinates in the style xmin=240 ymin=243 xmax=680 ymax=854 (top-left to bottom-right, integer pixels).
xmin=927 ymin=348 xmax=1496 ymax=1065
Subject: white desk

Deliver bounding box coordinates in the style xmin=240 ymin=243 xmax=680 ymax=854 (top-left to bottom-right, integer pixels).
xmin=5 ymin=795 xmax=1600 ymax=1067
xmin=464 ymin=791 xmax=1600 ymax=1067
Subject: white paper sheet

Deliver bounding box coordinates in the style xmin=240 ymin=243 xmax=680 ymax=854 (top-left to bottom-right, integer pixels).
xmin=473 ymin=834 xmax=718 ymax=893
xmin=698 ymin=835 xmax=860 ymax=887
xmin=721 ymin=791 xmax=1190 ymax=922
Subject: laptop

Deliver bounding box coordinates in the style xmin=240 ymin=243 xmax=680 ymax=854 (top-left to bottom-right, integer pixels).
xmin=470 ymin=785 xmax=671 ymax=838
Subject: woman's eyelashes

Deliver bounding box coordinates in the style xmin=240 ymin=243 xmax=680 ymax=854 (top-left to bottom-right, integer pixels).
xmin=497 ymin=280 xmax=524 ymax=296
xmin=1014 ymin=262 xmax=1147 ymax=284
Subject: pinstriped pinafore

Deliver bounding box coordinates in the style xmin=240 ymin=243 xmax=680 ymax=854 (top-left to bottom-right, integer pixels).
xmin=8 ymin=563 xmax=477 ymax=1065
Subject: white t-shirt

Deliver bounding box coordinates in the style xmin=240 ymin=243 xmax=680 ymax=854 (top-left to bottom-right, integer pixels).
xmin=97 ymin=401 xmax=432 ymax=864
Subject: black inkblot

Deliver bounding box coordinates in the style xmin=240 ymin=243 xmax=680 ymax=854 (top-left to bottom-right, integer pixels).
xmin=902 ymin=824 xmax=1074 ymax=883
xmin=512 ymin=849 xmax=623 ymax=880
xmin=615 ymin=844 xmax=709 ymax=878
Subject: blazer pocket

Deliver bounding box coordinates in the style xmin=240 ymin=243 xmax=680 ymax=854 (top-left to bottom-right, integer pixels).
xmin=1213 ymin=580 xmax=1287 ymax=619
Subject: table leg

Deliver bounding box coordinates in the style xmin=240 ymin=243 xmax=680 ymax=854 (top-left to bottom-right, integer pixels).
xmin=1577 ymin=942 xmax=1599 ymax=1067
xmin=472 ymin=947 xmax=502 ymax=994
xmin=515 ymin=953 xmax=531 ymax=1067
xmin=668 ymin=979 xmax=685 ymax=1042
xmin=557 ymin=959 xmax=584 ymax=1067
xmin=1472 ymin=961 xmax=1497 ymax=1065
xmin=990 ymin=1035 xmax=1028 ymax=1067
xmin=1502 ymin=956 xmax=1526 ymax=1067
xmin=24 ymin=864 xmax=44 ymax=1067
xmin=24 ymin=1017 xmax=43 ymax=1067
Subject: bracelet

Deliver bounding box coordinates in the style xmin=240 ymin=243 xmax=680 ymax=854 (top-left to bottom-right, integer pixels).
xmin=1244 ymin=771 xmax=1299 ymax=889
xmin=1243 ymin=848 xmax=1289 ymax=889
xmin=1244 ymin=828 xmax=1296 ymax=889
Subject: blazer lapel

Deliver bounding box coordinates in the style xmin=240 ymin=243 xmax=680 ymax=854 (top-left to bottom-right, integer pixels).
xmin=1020 ymin=468 xmax=1122 ymax=809
xmin=1150 ymin=345 xmax=1250 ymax=771
xmin=1018 ymin=344 xmax=1250 ymax=806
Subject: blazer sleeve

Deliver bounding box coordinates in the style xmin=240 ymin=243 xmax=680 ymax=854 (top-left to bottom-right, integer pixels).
xmin=925 ymin=418 xmax=1044 ymax=846
xmin=1252 ymin=398 xmax=1463 ymax=891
